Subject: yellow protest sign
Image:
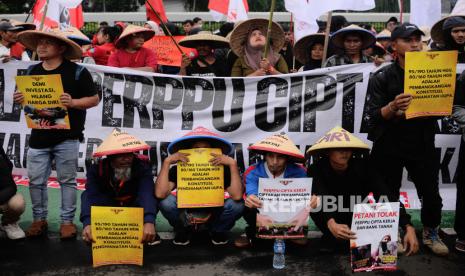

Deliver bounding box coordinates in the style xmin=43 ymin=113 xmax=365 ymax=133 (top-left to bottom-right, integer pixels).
xmin=91 ymin=206 xmax=143 ymax=267
xmin=15 ymin=74 xmax=70 ymax=129
xmin=404 ymin=51 xmax=457 ymax=119
xmin=177 ymin=148 xmax=225 ymax=208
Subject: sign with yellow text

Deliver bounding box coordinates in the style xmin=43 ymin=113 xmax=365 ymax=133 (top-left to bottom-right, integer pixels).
xmin=15 ymin=74 xmax=70 ymax=129
xmin=91 ymin=206 xmax=143 ymax=267
xmin=177 ymin=148 xmax=224 ymax=208
xmin=404 ymin=51 xmax=457 ymax=119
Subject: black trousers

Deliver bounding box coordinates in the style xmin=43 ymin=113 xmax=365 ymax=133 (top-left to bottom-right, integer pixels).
xmin=370 ymin=147 xmax=443 ymax=228
xmin=243 ymin=206 xmax=257 ymax=239
xmin=455 ymin=139 xmax=465 ymax=240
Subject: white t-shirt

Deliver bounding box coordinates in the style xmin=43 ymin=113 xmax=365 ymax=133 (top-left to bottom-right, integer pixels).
xmin=0 ymin=44 xmax=30 ymax=61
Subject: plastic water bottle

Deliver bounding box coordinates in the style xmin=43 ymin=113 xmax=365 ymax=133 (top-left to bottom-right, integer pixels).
xmin=273 ymin=239 xmax=285 ymax=269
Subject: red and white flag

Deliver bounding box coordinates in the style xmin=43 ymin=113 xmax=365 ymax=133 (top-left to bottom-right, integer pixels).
xmin=208 ymin=0 xmax=249 ymax=22
xmin=146 ymin=0 xmax=168 ymax=24
xmin=285 ymin=0 xmax=375 ymax=24
xmin=32 ymin=0 xmax=83 ymax=30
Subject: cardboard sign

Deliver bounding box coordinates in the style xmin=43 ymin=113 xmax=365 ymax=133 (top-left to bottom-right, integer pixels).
xmin=177 ymin=148 xmax=225 ymax=208
xmin=257 ymin=178 xmax=312 ymax=239
xmin=91 ymin=206 xmax=143 ymax=267
xmin=405 ymin=51 xmax=457 ymax=119
xmin=350 ymin=202 xmax=400 ymax=272
xmin=15 ymin=74 xmax=70 ymax=129
xmin=144 ymin=36 xmax=196 ymax=66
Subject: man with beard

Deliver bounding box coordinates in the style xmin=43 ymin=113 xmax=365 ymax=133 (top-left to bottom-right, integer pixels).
xmin=107 ymin=25 xmax=158 ymax=72
xmin=80 ymin=129 xmax=159 ymax=245
xmin=366 ymin=23 xmax=449 ymax=256
xmin=178 ymin=32 xmax=230 ymax=77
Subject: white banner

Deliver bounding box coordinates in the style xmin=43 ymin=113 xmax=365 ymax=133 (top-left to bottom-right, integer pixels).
xmin=0 ymin=61 xmax=461 ymax=210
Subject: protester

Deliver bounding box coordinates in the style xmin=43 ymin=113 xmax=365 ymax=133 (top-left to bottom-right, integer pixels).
xmin=294 ymin=33 xmax=325 ymax=71
xmin=452 ymin=70 xmax=465 ymax=253
xmin=420 ymin=26 xmax=432 ymax=51
xmin=323 ymin=24 xmax=376 ymax=67
xmin=385 ymin=17 xmax=399 ymax=32
xmin=279 ymin=25 xmax=301 ymax=71
xmin=234 ymin=133 xmax=309 ymax=248
xmin=307 ymin=127 xmax=418 ymax=255
xmin=215 ymin=22 xmax=235 ymax=74
xmin=0 ymin=21 xmax=30 ymax=62
xmin=376 ymin=29 xmax=393 ymax=61
xmin=364 ymin=42 xmax=388 ymax=63
xmin=108 ymin=24 xmax=158 ymax=72
xmin=182 ymin=20 xmax=194 ymax=35
xmin=80 ymin=129 xmax=159 ymax=245
xmin=230 ymin=19 xmax=288 ymax=77
xmin=179 ymin=32 xmax=230 ymax=77
xmin=85 ymin=26 xmax=120 ymax=65
xmin=0 ymin=147 xmax=26 ymax=240
xmin=156 ymin=127 xmax=243 ymax=246
xmin=431 ymin=15 xmax=465 ymax=62
xmin=366 ymin=23 xmax=449 ymax=256
xmin=13 ymin=29 xmax=99 ymax=239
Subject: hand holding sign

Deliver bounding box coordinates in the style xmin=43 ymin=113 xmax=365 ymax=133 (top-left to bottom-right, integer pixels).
xmin=209 ymin=153 xmax=236 ymax=166
xmin=328 ymin=219 xmax=356 ymax=240
xmin=166 ymin=152 xmax=190 ymax=164
xmin=13 ymin=91 xmax=24 ymax=104
xmin=390 ymin=94 xmax=412 ymax=112
xmin=245 ymin=195 xmax=262 ymax=209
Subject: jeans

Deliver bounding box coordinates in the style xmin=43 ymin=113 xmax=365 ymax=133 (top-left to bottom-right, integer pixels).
xmin=158 ymin=194 xmax=244 ymax=233
xmin=27 ymin=139 xmax=79 ymax=223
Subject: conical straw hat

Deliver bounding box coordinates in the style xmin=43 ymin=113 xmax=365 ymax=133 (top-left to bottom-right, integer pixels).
xmin=9 ymin=19 xmax=36 ymax=31
xmin=179 ymin=31 xmax=230 ymax=48
xmin=248 ymin=132 xmax=304 ymax=161
xmin=115 ymin=24 xmax=155 ymax=48
xmin=167 ymin=126 xmax=234 ymax=155
xmin=293 ymin=33 xmax=325 ymax=64
xmin=431 ymin=14 xmax=465 ymax=44
xmin=306 ymin=126 xmax=370 ymax=154
xmin=376 ymin=29 xmax=391 ymax=40
xmin=331 ymin=24 xmax=376 ymax=49
xmin=18 ymin=29 xmax=82 ymax=60
xmin=93 ymin=128 xmax=151 ymax=157
xmin=58 ymin=26 xmax=91 ymax=45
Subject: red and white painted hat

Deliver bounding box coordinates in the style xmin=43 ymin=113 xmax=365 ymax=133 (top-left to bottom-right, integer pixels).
xmin=93 ymin=128 xmax=150 ymax=157
xmin=248 ymin=132 xmax=305 ymax=161
xmin=167 ymin=126 xmax=234 ymax=155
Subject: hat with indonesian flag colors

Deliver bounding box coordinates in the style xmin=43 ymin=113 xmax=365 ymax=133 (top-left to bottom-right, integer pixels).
xmin=93 ymin=128 xmax=151 ymax=157
xmin=248 ymin=132 xmax=304 ymax=161
xmin=306 ymin=126 xmax=370 ymax=154
xmin=168 ymin=126 xmax=234 ymax=155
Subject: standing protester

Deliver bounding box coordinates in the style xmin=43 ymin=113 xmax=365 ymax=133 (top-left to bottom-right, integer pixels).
xmin=230 ymin=19 xmax=288 ymax=77
xmin=307 ymin=127 xmax=418 ymax=255
xmin=293 ymin=33 xmax=325 ymax=71
xmin=376 ymin=29 xmax=393 ymax=61
xmin=235 ymin=133 xmax=308 ymax=248
xmin=0 ymin=21 xmax=30 ymax=62
xmin=279 ymin=25 xmax=301 ymax=71
xmin=0 ymin=147 xmax=26 ymax=240
xmin=385 ymin=17 xmax=399 ymax=33
xmin=366 ymin=23 xmax=449 ymax=256
xmin=182 ymin=20 xmax=194 ymax=36
xmin=179 ymin=32 xmax=230 ymax=77
xmin=85 ymin=26 xmax=120 ymax=65
xmin=107 ymin=25 xmax=158 ymax=72
xmin=431 ymin=15 xmax=465 ymax=62
xmin=156 ymin=127 xmax=244 ymax=246
xmin=13 ymin=29 xmax=99 ymax=239
xmin=323 ymin=25 xmax=375 ymax=67
xmin=80 ymin=129 xmax=159 ymax=245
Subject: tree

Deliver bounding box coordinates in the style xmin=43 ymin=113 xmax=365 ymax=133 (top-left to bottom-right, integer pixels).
xmin=82 ymin=0 xmax=145 ymax=12
xmin=0 ymin=0 xmax=34 ymax=14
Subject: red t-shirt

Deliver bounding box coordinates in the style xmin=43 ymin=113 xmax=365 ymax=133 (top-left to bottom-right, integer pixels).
xmin=87 ymin=42 xmax=116 ymax=65
xmin=107 ymin=47 xmax=158 ymax=69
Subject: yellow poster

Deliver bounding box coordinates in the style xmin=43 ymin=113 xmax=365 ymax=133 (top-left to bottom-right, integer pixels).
xmin=15 ymin=74 xmax=70 ymax=129
xmin=404 ymin=51 xmax=457 ymax=119
xmin=91 ymin=206 xmax=143 ymax=267
xmin=177 ymin=148 xmax=225 ymax=208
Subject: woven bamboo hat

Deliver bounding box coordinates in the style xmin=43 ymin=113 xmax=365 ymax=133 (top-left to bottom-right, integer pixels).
xmin=306 ymin=126 xmax=370 ymax=155
xmin=248 ymin=132 xmax=304 ymax=161
xmin=18 ymin=29 xmax=82 ymax=60
xmin=93 ymin=128 xmax=151 ymax=157
xmin=330 ymin=24 xmax=376 ymax=50
xmin=293 ymin=33 xmax=325 ymax=64
xmin=115 ymin=24 xmax=155 ymax=48
xmin=179 ymin=31 xmax=230 ymax=48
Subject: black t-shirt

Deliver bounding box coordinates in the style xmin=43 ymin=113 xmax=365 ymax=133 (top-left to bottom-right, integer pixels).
xmin=27 ymin=60 xmax=97 ymax=148
xmin=186 ymin=58 xmax=228 ymax=77
xmin=168 ymin=165 xmax=231 ymax=189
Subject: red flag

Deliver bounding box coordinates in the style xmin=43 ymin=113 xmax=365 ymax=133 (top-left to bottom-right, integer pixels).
xmin=208 ymin=0 xmax=249 ymax=15
xmin=32 ymin=0 xmax=83 ymax=30
xmin=146 ymin=0 xmax=168 ymax=24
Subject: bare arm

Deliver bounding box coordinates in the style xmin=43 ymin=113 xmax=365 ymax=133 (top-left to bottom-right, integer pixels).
xmin=210 ymin=153 xmax=243 ymax=200
xmin=60 ymin=94 xmax=99 ymax=110
xmin=155 ymin=153 xmax=189 ymax=199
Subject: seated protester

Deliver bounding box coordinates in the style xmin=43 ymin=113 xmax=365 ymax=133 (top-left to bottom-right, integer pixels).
xmin=293 ymin=33 xmax=325 ymax=71
xmin=81 ymin=129 xmax=159 ymax=245
xmin=178 ymin=32 xmax=230 ymax=77
xmin=107 ymin=25 xmax=158 ymax=72
xmin=0 ymin=147 xmax=26 ymax=240
xmin=431 ymin=15 xmax=465 ymax=62
xmin=323 ymin=24 xmax=376 ymax=68
xmin=85 ymin=26 xmax=120 ymax=65
xmin=156 ymin=127 xmax=243 ymax=246
xmin=307 ymin=127 xmax=419 ymax=255
xmin=230 ymin=19 xmax=289 ymax=77
xmin=0 ymin=21 xmax=30 ymax=62
xmin=234 ymin=133 xmax=308 ymax=248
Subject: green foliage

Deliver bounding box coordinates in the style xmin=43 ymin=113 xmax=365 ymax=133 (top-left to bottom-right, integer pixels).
xmin=82 ymin=0 xmax=146 ymax=12
xmin=0 ymin=0 xmax=34 ymax=14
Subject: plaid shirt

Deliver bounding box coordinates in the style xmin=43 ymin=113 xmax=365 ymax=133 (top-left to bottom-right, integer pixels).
xmin=323 ymin=54 xmax=371 ymax=68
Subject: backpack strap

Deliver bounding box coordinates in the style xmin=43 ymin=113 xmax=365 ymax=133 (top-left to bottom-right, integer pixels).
xmin=25 ymin=64 xmax=37 ymax=75
xmin=75 ymin=64 xmax=85 ymax=81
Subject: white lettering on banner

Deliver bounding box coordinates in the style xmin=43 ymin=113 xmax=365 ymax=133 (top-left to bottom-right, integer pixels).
xmin=0 ymin=61 xmax=462 ymax=210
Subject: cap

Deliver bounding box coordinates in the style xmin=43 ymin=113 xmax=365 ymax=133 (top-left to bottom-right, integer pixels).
xmin=391 ymin=23 xmax=425 ymax=41
xmin=0 ymin=21 xmax=22 ymax=32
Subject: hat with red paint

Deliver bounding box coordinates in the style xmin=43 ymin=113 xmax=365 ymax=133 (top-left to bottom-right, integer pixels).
xmin=248 ymin=132 xmax=305 ymax=162
xmin=306 ymin=126 xmax=370 ymax=155
xmin=168 ymin=126 xmax=234 ymax=155
xmin=93 ymin=128 xmax=151 ymax=157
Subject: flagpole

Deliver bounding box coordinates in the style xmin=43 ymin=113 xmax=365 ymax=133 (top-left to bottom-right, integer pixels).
xmin=398 ymin=0 xmax=404 ymax=23
xmin=321 ymin=11 xmax=333 ymax=68
xmin=32 ymin=0 xmax=49 ymax=60
xmin=25 ymin=0 xmax=38 ymax=23
xmin=290 ymin=13 xmax=296 ymax=71
xmin=263 ymin=0 xmax=277 ymax=59
xmin=145 ymin=0 xmax=184 ymax=55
